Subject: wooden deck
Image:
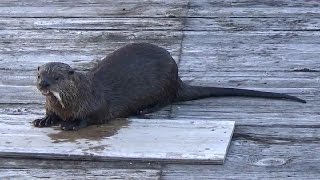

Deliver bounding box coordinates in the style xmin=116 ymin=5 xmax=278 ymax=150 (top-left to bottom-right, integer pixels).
xmin=0 ymin=0 xmax=319 ymax=179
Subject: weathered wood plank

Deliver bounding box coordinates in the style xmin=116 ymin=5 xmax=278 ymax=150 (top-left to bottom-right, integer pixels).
xmin=180 ymin=31 xmax=320 ymax=44
xmin=180 ymin=76 xmax=318 ymax=90
xmin=188 ymin=6 xmax=320 ymax=18
xmin=0 ymin=3 xmax=319 ymax=18
xmin=0 ymin=0 xmax=318 ymax=8
xmin=0 ymin=30 xmax=183 ymax=45
xmin=0 ymin=85 xmax=43 ymax=104
xmin=0 ymin=0 xmax=189 ymax=8
xmin=0 ymin=18 xmax=183 ymax=31
xmin=0 ymin=29 xmax=182 ymax=71
xmin=0 ymin=156 xmax=162 ymax=179
xmin=170 ymin=109 xmax=320 ymax=126
xmin=2 ymin=17 xmax=319 ymax=31
xmin=0 ymin=118 xmax=235 ymax=164
xmin=1 ymin=31 xmax=319 ymax=72
xmin=1 ymin=168 xmax=160 ymax=180
xmin=0 ymin=157 xmax=161 ymax=169
xmin=189 ymin=0 xmax=320 ymax=8
xmin=0 ymin=0 xmax=188 ymax=18
xmin=184 ymin=17 xmax=320 ymax=31
xmin=162 ymin=141 xmax=320 ymax=179
xmin=233 ymin=126 xmax=320 ymax=143
xmin=3 ymin=31 xmax=320 ymax=48
xmin=3 ymin=29 xmax=320 ymax=43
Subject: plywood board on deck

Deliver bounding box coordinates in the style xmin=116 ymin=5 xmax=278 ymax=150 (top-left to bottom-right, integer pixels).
xmin=0 ymin=118 xmax=235 ymax=164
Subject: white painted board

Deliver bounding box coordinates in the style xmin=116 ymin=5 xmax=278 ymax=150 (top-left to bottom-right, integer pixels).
xmin=0 ymin=118 xmax=234 ymax=164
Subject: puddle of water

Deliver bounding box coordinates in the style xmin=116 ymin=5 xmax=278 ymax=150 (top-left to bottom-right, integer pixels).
xmin=48 ymin=118 xmax=130 ymax=143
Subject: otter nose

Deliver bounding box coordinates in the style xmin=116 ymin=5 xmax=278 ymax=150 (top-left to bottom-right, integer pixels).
xmin=38 ymin=80 xmax=50 ymax=88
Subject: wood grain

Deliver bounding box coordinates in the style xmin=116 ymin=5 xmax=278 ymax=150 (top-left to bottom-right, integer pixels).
xmin=1 ymin=168 xmax=160 ymax=180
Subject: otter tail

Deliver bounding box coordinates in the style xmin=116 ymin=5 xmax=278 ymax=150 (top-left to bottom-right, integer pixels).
xmin=175 ymin=83 xmax=306 ymax=103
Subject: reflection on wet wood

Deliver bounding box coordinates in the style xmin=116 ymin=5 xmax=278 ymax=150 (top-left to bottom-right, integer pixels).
xmin=0 ymin=118 xmax=234 ymax=164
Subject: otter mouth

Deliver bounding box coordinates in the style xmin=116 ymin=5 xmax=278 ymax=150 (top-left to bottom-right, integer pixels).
xmin=39 ymin=89 xmax=51 ymax=96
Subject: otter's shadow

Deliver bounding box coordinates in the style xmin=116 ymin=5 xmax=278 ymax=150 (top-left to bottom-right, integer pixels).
xmin=48 ymin=118 xmax=129 ymax=143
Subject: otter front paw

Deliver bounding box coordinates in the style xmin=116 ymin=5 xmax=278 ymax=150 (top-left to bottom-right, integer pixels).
xmin=60 ymin=119 xmax=88 ymax=131
xmin=33 ymin=115 xmax=60 ymax=127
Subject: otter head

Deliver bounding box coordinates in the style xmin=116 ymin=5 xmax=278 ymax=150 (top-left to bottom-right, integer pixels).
xmin=36 ymin=62 xmax=75 ymax=108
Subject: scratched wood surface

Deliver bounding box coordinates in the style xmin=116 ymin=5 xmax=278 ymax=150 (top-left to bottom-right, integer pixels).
xmin=0 ymin=0 xmax=319 ymax=179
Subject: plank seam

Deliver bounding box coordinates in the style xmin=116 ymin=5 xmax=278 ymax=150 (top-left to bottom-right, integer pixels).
xmin=168 ymin=0 xmax=191 ymax=119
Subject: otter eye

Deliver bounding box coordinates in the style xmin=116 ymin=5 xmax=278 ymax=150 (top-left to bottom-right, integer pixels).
xmin=37 ymin=66 xmax=40 ymax=71
xmin=37 ymin=75 xmax=40 ymax=79
xmin=54 ymin=77 xmax=60 ymax=81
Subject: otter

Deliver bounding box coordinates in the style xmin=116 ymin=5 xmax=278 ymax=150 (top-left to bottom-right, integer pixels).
xmin=33 ymin=43 xmax=306 ymax=130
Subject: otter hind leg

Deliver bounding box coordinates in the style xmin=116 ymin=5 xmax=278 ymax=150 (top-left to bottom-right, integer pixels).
xmin=33 ymin=113 xmax=61 ymax=127
xmin=60 ymin=119 xmax=88 ymax=131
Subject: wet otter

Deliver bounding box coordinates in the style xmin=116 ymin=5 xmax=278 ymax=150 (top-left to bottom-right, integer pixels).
xmin=33 ymin=43 xmax=306 ymax=130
